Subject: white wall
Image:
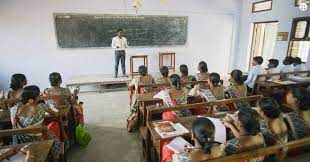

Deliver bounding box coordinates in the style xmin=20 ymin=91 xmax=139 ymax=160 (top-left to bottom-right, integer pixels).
xmin=0 ymin=0 xmax=241 ymax=90
xmin=235 ymin=0 xmax=310 ymax=71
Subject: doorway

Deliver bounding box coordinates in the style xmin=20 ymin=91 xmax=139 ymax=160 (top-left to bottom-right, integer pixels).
xmin=249 ymin=21 xmax=279 ymax=68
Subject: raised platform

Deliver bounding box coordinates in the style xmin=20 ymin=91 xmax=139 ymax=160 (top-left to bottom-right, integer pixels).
xmin=66 ymin=74 xmax=131 ymax=93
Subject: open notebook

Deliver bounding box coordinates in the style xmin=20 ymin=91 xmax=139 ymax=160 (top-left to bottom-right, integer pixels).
xmin=167 ymin=136 xmax=193 ymax=154
xmin=198 ymin=116 xmax=227 ymax=144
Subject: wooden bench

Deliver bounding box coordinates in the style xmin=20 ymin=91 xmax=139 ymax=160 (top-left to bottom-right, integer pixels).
xmin=252 ymin=70 xmax=310 ymax=95
xmin=0 ymin=127 xmax=48 ymax=138
xmin=205 ymin=137 xmax=310 ymax=162
xmin=144 ymin=95 xmax=262 ymax=161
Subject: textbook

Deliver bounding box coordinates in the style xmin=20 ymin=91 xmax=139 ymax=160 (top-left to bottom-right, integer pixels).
xmin=153 ymin=121 xmax=189 ymax=138
xmin=198 ymin=116 xmax=227 ymax=144
xmin=167 ymin=136 xmax=193 ymax=154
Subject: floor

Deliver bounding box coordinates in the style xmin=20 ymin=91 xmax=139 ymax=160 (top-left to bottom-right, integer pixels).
xmin=67 ymin=91 xmax=310 ymax=162
xmin=67 ymin=91 xmax=144 ymax=162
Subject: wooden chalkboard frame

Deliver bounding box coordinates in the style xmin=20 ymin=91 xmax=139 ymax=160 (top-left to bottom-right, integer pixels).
xmin=53 ymin=13 xmax=188 ymax=49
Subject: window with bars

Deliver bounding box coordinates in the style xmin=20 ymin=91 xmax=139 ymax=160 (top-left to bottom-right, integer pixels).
xmin=288 ymin=17 xmax=310 ymax=62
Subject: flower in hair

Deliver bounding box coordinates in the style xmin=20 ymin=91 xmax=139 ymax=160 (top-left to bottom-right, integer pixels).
xmin=28 ymin=99 xmax=34 ymax=104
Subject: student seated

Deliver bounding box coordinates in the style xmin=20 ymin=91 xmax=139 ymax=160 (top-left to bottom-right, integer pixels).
xmin=227 ymin=70 xmax=249 ymax=109
xmin=209 ymin=73 xmax=225 ymax=100
xmin=256 ymin=97 xmax=288 ymax=160
xmin=128 ymin=65 xmax=154 ymax=93
xmin=10 ymin=85 xmax=62 ymax=160
xmin=156 ymin=66 xmax=170 ymax=84
xmin=44 ymin=72 xmax=73 ymax=108
xmin=195 ymin=61 xmax=209 ymax=89
xmin=245 ymin=56 xmax=267 ymax=91
xmin=180 ymin=64 xmax=194 ymax=83
xmin=283 ymin=88 xmax=310 ymax=140
xmin=162 ymin=118 xmax=223 ymax=162
xmin=280 ymin=56 xmax=295 ymax=79
xmin=293 ymin=57 xmax=309 ymax=77
xmin=180 ymin=64 xmax=195 ymax=90
xmin=0 ymin=74 xmax=27 ymax=102
xmin=221 ymin=108 xmax=265 ymax=162
xmin=154 ymin=74 xmax=191 ymax=120
xmin=129 ymin=66 xmax=154 ymax=111
xmin=267 ymin=59 xmax=281 ymax=80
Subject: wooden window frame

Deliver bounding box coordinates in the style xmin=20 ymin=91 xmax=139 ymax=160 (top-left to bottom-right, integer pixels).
xmin=287 ymin=17 xmax=310 ymax=57
xmin=252 ymin=0 xmax=273 ymax=13
xmin=248 ymin=21 xmax=278 ymax=69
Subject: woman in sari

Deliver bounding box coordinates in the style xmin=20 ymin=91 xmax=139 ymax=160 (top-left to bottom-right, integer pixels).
xmin=256 ymin=97 xmax=288 ymax=160
xmin=0 ymin=74 xmax=27 ymax=108
xmin=209 ymin=73 xmax=225 ymax=100
xmin=227 ymin=70 xmax=249 ymax=110
xmin=283 ymin=88 xmax=310 ymax=140
xmin=180 ymin=64 xmax=194 ymax=89
xmin=162 ymin=118 xmax=223 ymax=162
xmin=156 ymin=66 xmax=170 ymax=84
xmin=44 ymin=72 xmax=72 ymax=108
xmin=10 ymin=85 xmax=62 ymax=160
xmin=221 ymin=107 xmax=265 ymax=162
xmin=129 ymin=66 xmax=154 ymax=111
xmin=195 ymin=61 xmax=209 ymax=90
xmin=128 ymin=65 xmax=154 ymax=93
xmin=44 ymin=72 xmax=79 ymax=146
xmin=154 ymin=74 xmax=191 ymax=120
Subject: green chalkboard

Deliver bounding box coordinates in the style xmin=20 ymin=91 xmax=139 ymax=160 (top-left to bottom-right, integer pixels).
xmin=53 ymin=13 xmax=188 ymax=48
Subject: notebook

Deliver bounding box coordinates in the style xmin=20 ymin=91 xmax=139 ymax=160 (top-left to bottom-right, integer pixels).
xmin=154 ymin=121 xmax=189 ymax=138
xmin=198 ymin=116 xmax=227 ymax=143
xmin=167 ymin=137 xmax=193 ymax=154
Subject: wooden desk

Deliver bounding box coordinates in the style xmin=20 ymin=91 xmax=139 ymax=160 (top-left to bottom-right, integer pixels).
xmin=252 ymin=70 xmax=310 ymax=95
xmin=255 ymin=80 xmax=310 ymax=95
xmin=0 ymin=140 xmax=53 ymax=162
xmin=136 ymin=93 xmax=163 ymax=126
xmin=146 ymin=113 xmax=228 ymax=162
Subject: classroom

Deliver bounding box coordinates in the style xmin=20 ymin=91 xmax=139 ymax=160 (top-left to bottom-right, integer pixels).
xmin=0 ymin=0 xmax=310 ymax=162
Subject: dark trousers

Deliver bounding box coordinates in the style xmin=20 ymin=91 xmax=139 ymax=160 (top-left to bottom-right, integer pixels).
xmin=115 ymin=50 xmax=126 ymax=76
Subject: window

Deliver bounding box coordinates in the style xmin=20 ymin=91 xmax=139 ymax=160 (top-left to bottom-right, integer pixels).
xmin=252 ymin=0 xmax=273 ymax=13
xmin=249 ymin=21 xmax=278 ymax=68
xmin=295 ymin=0 xmax=310 ymax=6
xmin=288 ymin=17 xmax=310 ymax=62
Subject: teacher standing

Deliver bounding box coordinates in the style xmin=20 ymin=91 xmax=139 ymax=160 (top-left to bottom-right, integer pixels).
xmin=111 ymin=29 xmax=129 ymax=78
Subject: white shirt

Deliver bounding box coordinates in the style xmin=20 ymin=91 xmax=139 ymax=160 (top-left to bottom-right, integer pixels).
xmin=111 ymin=36 xmax=128 ymax=50
xmin=267 ymin=67 xmax=281 ymax=80
xmin=245 ymin=65 xmax=267 ymax=88
xmin=294 ymin=64 xmax=308 ymax=77
xmin=280 ymin=64 xmax=294 ymax=73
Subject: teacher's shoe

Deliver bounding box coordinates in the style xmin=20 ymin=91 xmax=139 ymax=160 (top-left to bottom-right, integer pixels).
xmin=123 ymin=74 xmax=129 ymax=77
xmin=114 ymin=75 xmax=118 ymax=78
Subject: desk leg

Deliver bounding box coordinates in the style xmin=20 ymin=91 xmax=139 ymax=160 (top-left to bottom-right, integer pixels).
xmin=159 ymin=140 xmax=163 ymax=162
xmin=146 ymin=128 xmax=151 ymax=162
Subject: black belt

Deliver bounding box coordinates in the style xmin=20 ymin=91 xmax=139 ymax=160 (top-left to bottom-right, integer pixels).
xmin=115 ymin=50 xmax=125 ymax=52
